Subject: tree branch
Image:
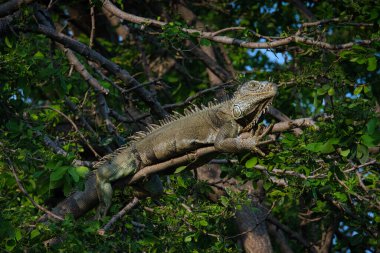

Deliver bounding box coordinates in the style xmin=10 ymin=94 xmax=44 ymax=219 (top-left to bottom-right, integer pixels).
xmin=30 ymin=24 xmax=168 ymax=117
xmin=102 ymin=0 xmax=379 ymax=50
xmin=0 ymin=0 xmax=33 ymax=18
xmin=97 ymin=197 xmax=139 ymax=235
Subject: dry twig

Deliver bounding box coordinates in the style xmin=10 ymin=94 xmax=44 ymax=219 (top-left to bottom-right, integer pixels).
xmin=97 ymin=197 xmax=140 ymax=235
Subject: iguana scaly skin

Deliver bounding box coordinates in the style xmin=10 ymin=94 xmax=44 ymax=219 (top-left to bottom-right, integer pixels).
xmin=40 ymin=80 xmax=277 ymax=221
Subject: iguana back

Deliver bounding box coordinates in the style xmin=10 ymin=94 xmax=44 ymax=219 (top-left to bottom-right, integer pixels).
xmin=41 ymin=80 xmax=277 ymax=219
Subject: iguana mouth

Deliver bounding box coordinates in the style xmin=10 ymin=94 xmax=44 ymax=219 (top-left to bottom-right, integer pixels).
xmin=241 ymin=100 xmax=273 ymax=132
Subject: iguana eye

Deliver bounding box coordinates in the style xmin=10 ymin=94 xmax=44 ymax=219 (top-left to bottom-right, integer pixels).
xmin=233 ymin=105 xmax=242 ymax=118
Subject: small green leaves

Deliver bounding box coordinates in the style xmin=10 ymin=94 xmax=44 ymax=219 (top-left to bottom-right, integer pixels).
xmin=184 ymin=235 xmax=192 ymax=242
xmin=356 ymin=144 xmax=369 ymax=163
xmin=339 ymin=47 xmax=378 ymax=72
xmin=174 ymin=166 xmax=187 ymax=174
xmin=339 ymin=149 xmax=350 ymax=157
xmin=198 ymin=220 xmax=208 ymax=227
xmin=33 ymin=51 xmax=44 ymax=59
xmin=354 ymin=85 xmax=363 ymax=95
xmin=75 ymin=166 xmax=90 ymax=178
xmin=366 ymin=118 xmax=378 ymax=134
xmin=30 ymin=229 xmax=40 ymax=239
xmin=4 ymin=37 xmax=12 ymax=48
xmin=50 ymin=166 xmax=68 ymax=181
xmin=367 ymin=57 xmax=377 ymax=71
xmin=68 ymin=167 xmax=80 ymax=182
xmin=305 ymin=138 xmax=339 ymax=154
xmin=245 ymin=157 xmax=258 ymax=168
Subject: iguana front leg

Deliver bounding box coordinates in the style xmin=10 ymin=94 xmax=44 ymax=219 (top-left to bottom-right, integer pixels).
xmin=215 ymin=123 xmax=273 ymax=155
xmin=238 ymin=124 xmax=274 ymax=156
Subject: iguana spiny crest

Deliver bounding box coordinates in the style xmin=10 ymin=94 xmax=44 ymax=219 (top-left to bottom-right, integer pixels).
xmin=131 ymin=80 xmax=277 ymax=141
xmin=94 ymin=80 xmax=276 ymax=169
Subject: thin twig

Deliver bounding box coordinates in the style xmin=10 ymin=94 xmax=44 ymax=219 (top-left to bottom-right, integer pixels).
xmin=355 ymin=171 xmax=368 ymax=193
xmin=7 ymin=158 xmax=64 ymax=221
xmin=301 ymin=18 xmax=373 ymax=28
xmin=97 ymin=197 xmax=140 ymax=235
xmin=89 ymin=0 xmax=95 ymax=48
xmin=343 ymin=159 xmax=377 ymax=173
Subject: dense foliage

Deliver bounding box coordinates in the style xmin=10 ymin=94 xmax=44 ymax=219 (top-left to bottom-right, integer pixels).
xmin=0 ymin=0 xmax=379 ymax=252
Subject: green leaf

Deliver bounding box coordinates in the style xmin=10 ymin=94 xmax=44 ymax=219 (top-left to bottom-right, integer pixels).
xmin=367 ymin=57 xmax=377 ymax=71
xmin=339 ymin=50 xmax=353 ymax=58
xmin=356 ymin=57 xmax=367 ymax=64
xmin=333 ymin=192 xmax=348 ymax=202
xmin=305 ymin=139 xmax=336 ymax=154
xmin=199 ymin=220 xmax=208 ymax=226
xmin=30 ymin=229 xmax=40 ymax=239
xmin=50 ymin=167 xmax=68 ymax=181
xmin=177 ymin=176 xmax=186 ymax=188
xmin=184 ymin=235 xmax=192 ymax=242
xmin=75 ymin=166 xmax=90 ymax=178
xmin=5 ymin=239 xmax=16 ymax=251
xmin=356 ymin=144 xmax=369 ymax=163
xmin=68 ymin=167 xmax=80 ymax=182
xmin=313 ymin=200 xmax=327 ymax=212
xmin=339 ymin=149 xmax=350 ymax=157
xmin=316 ymin=88 xmax=327 ymax=95
xmin=349 ymin=57 xmax=359 ymax=63
xmin=361 ymin=134 xmax=377 ymax=147
xmin=14 ymin=229 xmax=22 ymax=241
xmin=353 ymin=86 xmax=363 ymax=95
xmin=33 ymin=51 xmax=45 ymax=59
xmin=367 ymin=118 xmax=378 ymax=135
xmin=220 ymin=196 xmax=229 ymax=207
xmin=245 ymin=157 xmax=257 ymax=168
xmin=174 ymin=166 xmax=187 ymax=174
xmin=328 ymin=87 xmax=335 ymax=96
xmin=4 ymin=37 xmax=12 ymax=48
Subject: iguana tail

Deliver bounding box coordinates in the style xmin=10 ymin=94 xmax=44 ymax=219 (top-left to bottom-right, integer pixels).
xmin=37 ymin=172 xmax=99 ymax=222
xmin=37 ymin=171 xmax=164 ymax=222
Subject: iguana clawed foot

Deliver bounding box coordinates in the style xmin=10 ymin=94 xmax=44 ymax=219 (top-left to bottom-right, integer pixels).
xmin=239 ymin=124 xmax=274 ymax=156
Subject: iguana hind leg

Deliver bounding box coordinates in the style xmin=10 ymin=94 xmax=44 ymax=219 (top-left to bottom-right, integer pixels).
xmin=95 ymin=174 xmax=113 ymax=218
xmin=95 ymin=149 xmax=138 ymax=218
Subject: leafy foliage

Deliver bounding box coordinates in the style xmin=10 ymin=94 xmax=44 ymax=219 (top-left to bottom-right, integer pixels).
xmin=0 ymin=0 xmax=379 ymax=252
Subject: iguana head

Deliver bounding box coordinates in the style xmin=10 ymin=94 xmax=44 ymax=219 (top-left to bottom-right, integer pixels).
xmin=231 ymin=80 xmax=277 ymax=131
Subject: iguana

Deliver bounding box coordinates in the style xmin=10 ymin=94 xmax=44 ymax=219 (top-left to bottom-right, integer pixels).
xmin=39 ymin=80 xmax=277 ymax=221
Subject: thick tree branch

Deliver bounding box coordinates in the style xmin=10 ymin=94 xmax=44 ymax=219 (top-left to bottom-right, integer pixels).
xmin=31 ymin=24 xmax=168 ymax=117
xmin=102 ymin=0 xmax=379 ymax=50
xmin=185 ymin=40 xmax=232 ymax=82
xmin=58 ymin=44 xmax=109 ymax=94
xmin=0 ymin=0 xmax=33 ymax=18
